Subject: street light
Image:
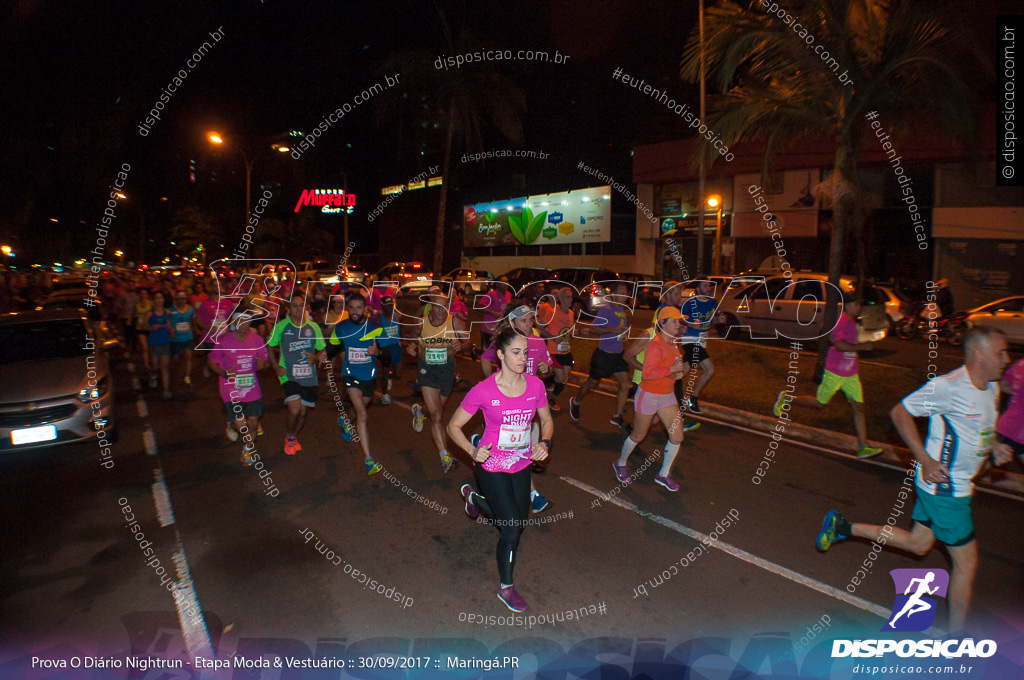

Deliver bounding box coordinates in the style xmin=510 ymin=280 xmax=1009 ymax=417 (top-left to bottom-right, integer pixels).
xmin=208 ymin=131 xmax=253 ymax=229
xmin=707 ymin=195 xmax=723 ymax=275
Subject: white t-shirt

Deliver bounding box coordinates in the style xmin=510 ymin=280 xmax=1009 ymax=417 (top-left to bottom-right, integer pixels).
xmin=902 ymin=366 xmax=999 ymax=498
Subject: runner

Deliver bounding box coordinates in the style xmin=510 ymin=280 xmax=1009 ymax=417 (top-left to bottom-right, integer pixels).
xmin=817 ymin=326 xmax=1014 ymax=632
xmin=479 ymin=305 xmax=554 ymax=512
xmin=537 ymin=284 xmax=576 ymax=413
xmin=268 ymin=297 xmax=326 ymax=455
xmin=188 ymin=281 xmax=209 ymax=309
xmin=208 ymin=312 xmax=268 ymax=464
xmin=480 ymin=280 xmax=512 ymax=358
xmin=996 ymin=356 xmax=1024 ymax=462
xmin=447 ymin=327 xmax=554 ymax=612
xmin=677 ymin=279 xmax=718 ymax=414
xmin=623 ymin=281 xmax=700 ymax=434
xmin=774 ymin=292 xmax=883 ymax=458
xmin=408 ymin=286 xmax=465 ymax=473
xmin=570 ymin=281 xmax=632 ymax=432
xmin=615 ymin=306 xmax=688 ymax=492
xmin=132 ymin=288 xmax=153 ymax=373
xmin=375 ymin=295 xmax=403 ymax=405
xmin=327 ymin=292 xmax=383 ymax=475
xmin=144 ymin=292 xmax=173 ymax=399
xmin=169 ymin=290 xmax=197 ymax=386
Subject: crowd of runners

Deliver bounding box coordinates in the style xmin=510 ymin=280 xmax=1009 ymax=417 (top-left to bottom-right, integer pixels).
xmin=39 ymin=268 xmax=1023 ymax=623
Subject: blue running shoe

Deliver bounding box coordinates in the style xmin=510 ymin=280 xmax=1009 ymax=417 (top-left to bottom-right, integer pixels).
xmin=817 ymin=510 xmax=848 ymax=552
xmin=339 ymin=417 xmax=355 ymax=442
xmin=530 ymin=491 xmax=551 ymax=514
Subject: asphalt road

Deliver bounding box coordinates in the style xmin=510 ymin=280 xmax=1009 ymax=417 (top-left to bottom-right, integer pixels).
xmin=2 ymin=342 xmax=1022 ymax=674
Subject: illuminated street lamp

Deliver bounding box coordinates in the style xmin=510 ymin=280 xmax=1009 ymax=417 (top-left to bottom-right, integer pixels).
xmin=707 ymin=195 xmax=723 ymax=275
xmin=209 ymin=131 xmax=253 ymax=228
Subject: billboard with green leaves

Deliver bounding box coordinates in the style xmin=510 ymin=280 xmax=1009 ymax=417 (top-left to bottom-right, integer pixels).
xmin=463 ymin=185 xmax=611 ymax=247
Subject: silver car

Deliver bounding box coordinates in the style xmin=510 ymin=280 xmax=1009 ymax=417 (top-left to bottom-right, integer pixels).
xmin=0 ymin=310 xmax=118 ymax=452
xmin=964 ymin=296 xmax=1024 ymax=344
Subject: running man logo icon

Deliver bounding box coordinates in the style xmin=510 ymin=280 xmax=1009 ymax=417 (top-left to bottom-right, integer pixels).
xmin=883 ymin=568 xmax=950 ymax=632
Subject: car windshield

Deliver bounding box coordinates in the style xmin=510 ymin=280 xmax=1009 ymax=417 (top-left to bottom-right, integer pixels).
xmin=0 ymin=318 xmax=91 ymax=364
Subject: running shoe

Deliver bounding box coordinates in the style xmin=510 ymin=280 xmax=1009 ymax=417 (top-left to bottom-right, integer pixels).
xmin=257 ymin=422 xmax=264 ymax=436
xmin=682 ymin=420 xmax=701 ymax=432
xmin=549 ymin=402 xmax=561 ymax=413
xmin=184 ymin=375 xmax=192 ymax=385
xmin=284 ymin=437 xmax=298 ymax=456
xmin=772 ymin=390 xmax=788 ymax=418
xmin=339 ymin=418 xmax=355 ymax=442
xmin=460 ymin=483 xmax=480 ymax=519
xmin=856 ymin=446 xmax=884 ymax=459
xmin=381 ymin=394 xmax=392 ymax=405
xmin=530 ymin=491 xmax=551 ymax=513
xmin=225 ymin=423 xmax=240 ymax=442
xmin=688 ymin=396 xmax=702 ymax=414
xmin=440 ymin=451 xmax=457 ymax=473
xmin=412 ymin=404 xmax=425 ymax=432
xmin=365 ymin=458 xmax=382 ymax=476
xmin=569 ymin=397 xmax=581 ymax=421
xmin=610 ymin=414 xmax=633 ymax=436
xmin=654 ymin=474 xmax=679 ymax=492
xmin=292 ymin=439 xmax=303 ymax=453
xmin=816 ymin=510 xmax=849 ymax=552
xmin=613 ymin=461 xmax=630 ymax=484
xmin=497 ymin=585 xmax=529 ymax=613
xmin=240 ymin=449 xmax=253 ymax=466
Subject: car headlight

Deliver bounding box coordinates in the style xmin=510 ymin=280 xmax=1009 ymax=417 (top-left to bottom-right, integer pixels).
xmin=79 ymin=376 xmax=110 ymax=403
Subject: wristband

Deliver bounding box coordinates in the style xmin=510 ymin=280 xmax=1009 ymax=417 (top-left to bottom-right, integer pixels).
xmin=540 ymin=439 xmax=552 ymax=449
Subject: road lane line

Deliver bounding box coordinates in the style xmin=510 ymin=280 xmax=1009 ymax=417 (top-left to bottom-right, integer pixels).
xmin=560 ymin=474 xmax=894 ymax=622
xmin=152 ymin=470 xmax=177 ymax=527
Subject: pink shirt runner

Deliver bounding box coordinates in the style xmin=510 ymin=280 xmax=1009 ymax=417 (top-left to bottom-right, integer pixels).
xmin=459 ymin=374 xmax=547 ymax=474
xmin=481 ymin=290 xmax=511 ymax=333
xmin=825 ymin=312 xmax=859 ymax=377
xmin=482 ymin=333 xmax=551 ymax=376
xmin=997 ymin=359 xmax=1024 ymax=444
xmin=209 ymin=329 xmax=269 ymax=403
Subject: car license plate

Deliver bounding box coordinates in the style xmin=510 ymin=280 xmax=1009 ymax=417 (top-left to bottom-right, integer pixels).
xmin=11 ymin=424 xmax=58 ymax=445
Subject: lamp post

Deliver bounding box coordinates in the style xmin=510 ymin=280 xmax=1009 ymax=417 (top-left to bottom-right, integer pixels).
xmin=697 ymin=0 xmax=707 ymax=277
xmin=707 ymin=195 xmax=723 ymax=276
xmin=208 ymin=132 xmax=252 ymax=229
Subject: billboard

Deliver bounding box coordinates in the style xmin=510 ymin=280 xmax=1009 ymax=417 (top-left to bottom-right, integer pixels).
xmin=463 ymin=185 xmax=611 ymax=247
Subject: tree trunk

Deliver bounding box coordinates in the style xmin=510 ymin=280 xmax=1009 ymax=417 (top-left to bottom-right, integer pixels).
xmin=433 ymin=99 xmax=456 ymax=278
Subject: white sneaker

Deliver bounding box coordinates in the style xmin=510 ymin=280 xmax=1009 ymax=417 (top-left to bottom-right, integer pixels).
xmin=381 ymin=394 xmax=392 ymax=405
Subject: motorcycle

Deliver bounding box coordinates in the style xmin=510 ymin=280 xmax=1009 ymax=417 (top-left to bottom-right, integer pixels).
xmin=895 ymin=301 xmax=967 ymax=346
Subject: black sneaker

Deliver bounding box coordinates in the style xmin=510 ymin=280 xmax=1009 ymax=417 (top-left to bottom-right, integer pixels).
xmin=689 ymin=396 xmax=701 ymax=414
xmin=569 ymin=397 xmax=581 ymax=421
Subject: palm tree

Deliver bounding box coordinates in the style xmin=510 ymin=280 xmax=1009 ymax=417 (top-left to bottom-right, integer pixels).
xmin=374 ymin=6 xmax=526 ymax=276
xmin=680 ymin=0 xmax=986 ymax=376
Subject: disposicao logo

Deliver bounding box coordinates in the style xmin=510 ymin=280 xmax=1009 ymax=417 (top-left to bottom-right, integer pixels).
xmin=884 ymin=568 xmax=948 ymax=632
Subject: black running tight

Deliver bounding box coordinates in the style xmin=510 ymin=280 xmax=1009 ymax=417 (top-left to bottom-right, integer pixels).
xmin=473 ymin=466 xmax=532 ymax=584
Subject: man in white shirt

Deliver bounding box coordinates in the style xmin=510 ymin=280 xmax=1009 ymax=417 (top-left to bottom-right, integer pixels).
xmin=816 ymin=326 xmax=1013 ymax=632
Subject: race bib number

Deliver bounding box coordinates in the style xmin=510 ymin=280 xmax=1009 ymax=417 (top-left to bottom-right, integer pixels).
xmin=348 ymin=347 xmax=370 ymax=364
xmin=385 ymin=325 xmax=399 ymax=338
xmin=234 ymin=374 xmax=255 ymax=389
xmin=497 ymin=423 xmax=531 ymax=450
xmin=425 ymin=347 xmax=448 ymax=365
xmin=175 ymin=321 xmax=191 ymax=332
xmin=556 ymin=341 xmax=571 ymax=354
xmin=292 ymin=364 xmax=313 ymax=379
xmin=977 ymin=429 xmax=995 ymax=457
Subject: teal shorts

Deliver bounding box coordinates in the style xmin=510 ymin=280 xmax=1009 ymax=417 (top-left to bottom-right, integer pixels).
xmin=911 ymin=492 xmax=974 ymax=546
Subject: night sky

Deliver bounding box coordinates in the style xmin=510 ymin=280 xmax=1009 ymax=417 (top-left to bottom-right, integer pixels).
xmin=0 ymin=0 xmax=1012 ymax=268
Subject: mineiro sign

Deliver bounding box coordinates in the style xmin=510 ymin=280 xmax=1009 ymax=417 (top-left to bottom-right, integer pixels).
xmin=294 ymin=189 xmax=356 ymax=214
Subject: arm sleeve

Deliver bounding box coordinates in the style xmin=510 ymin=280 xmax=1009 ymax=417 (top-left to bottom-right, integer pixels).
xmin=902 ymin=377 xmax=952 ymax=418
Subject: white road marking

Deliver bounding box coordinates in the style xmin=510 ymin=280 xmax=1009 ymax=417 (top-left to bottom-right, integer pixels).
xmin=561 ymin=474 xmax=896 ymax=622
xmin=142 ymin=428 xmax=157 ymax=455
xmin=136 ymin=397 xmax=148 ymax=418
xmin=151 ymin=470 xmax=176 ymax=527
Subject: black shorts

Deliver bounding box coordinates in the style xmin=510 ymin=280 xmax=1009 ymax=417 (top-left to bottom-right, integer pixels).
xmin=552 ymin=352 xmax=574 ymax=368
xmin=589 ymin=349 xmax=628 ymax=380
xmin=683 ymin=343 xmax=710 ymax=366
xmin=224 ymin=398 xmax=264 ymax=420
xmin=418 ymin=361 xmax=456 ymax=397
xmin=344 ymin=376 xmax=375 ymax=399
xmin=282 ymin=381 xmax=318 ymax=407
xmin=998 ymin=432 xmax=1024 ymax=459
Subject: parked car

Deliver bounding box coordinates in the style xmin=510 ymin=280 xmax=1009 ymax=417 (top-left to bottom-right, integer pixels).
xmin=550 ymin=267 xmax=622 ymax=315
xmin=872 ymin=284 xmax=913 ymax=325
xmin=714 ymin=273 xmax=890 ymax=342
xmin=443 ymin=268 xmax=495 ymax=295
xmin=0 ymin=310 xmax=118 ymax=452
xmin=963 ymin=296 xmax=1024 ymax=345
xmin=369 ymin=262 xmax=434 ymax=294
xmin=296 ymin=260 xmax=335 ymax=283
xmin=619 ymin=273 xmax=661 ymax=309
xmin=502 ymin=267 xmax=552 ymax=297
